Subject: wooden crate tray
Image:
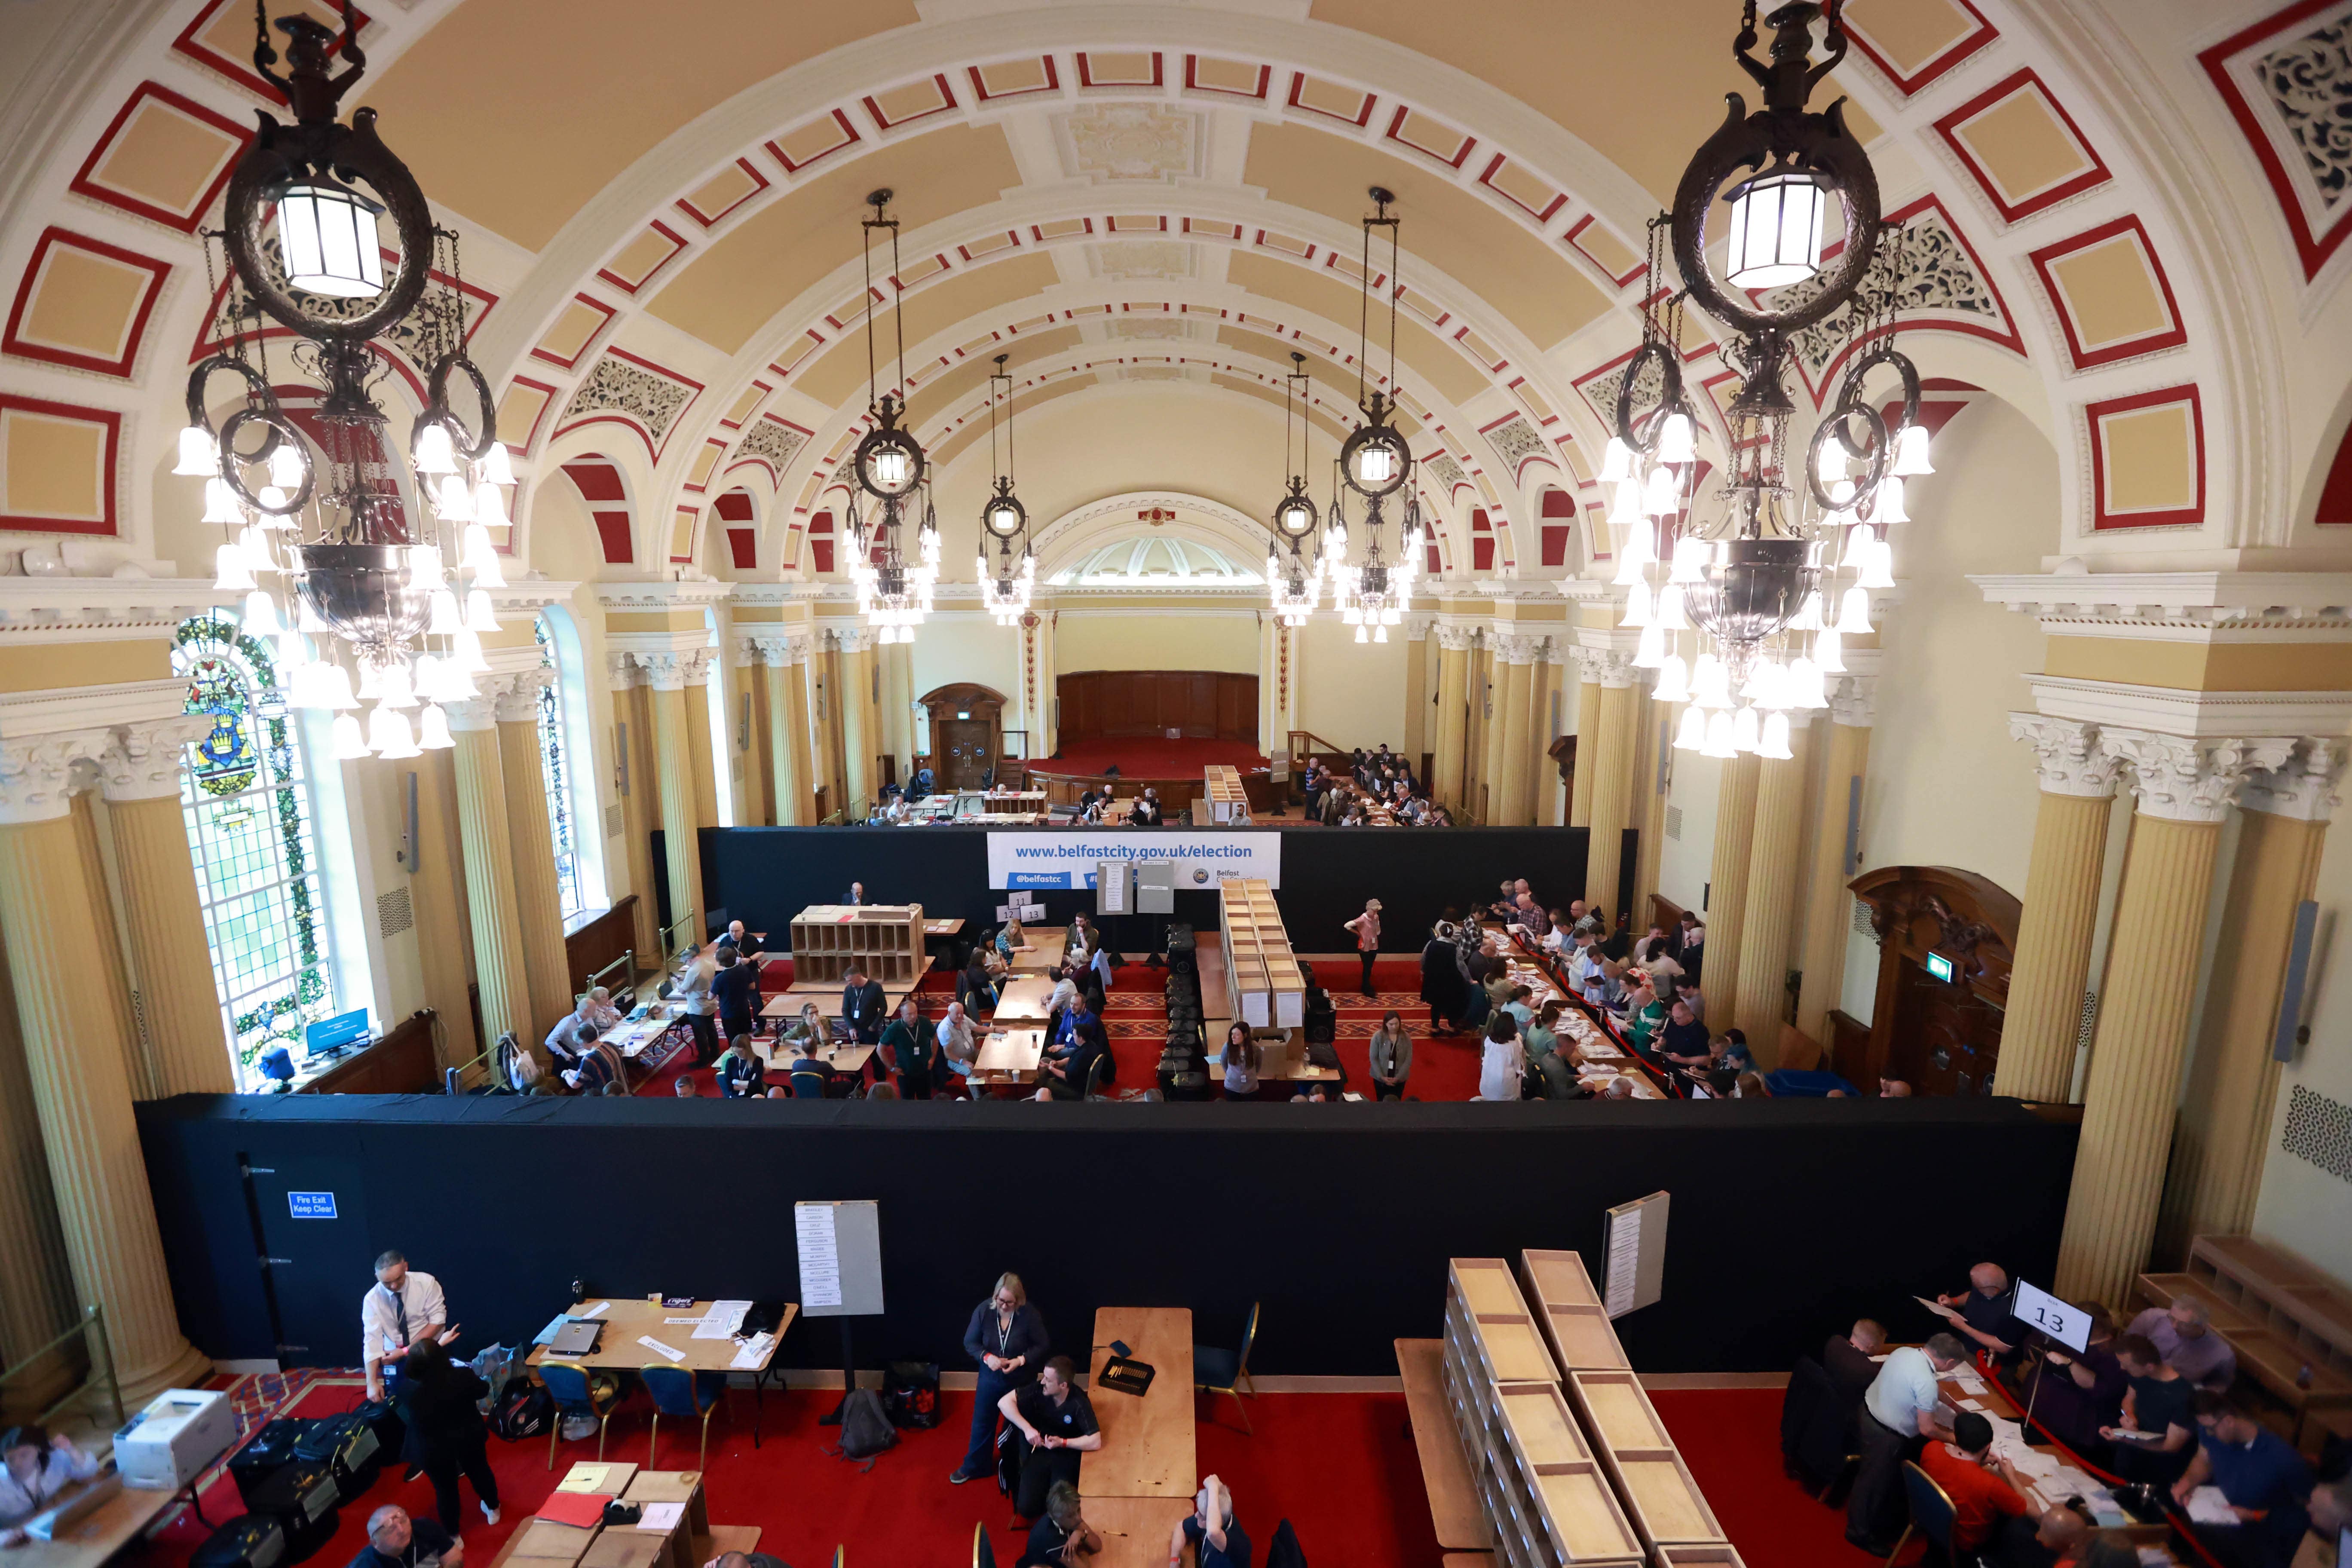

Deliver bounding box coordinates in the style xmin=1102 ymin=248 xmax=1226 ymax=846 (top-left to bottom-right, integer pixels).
xmin=1568 ymin=1371 xmax=1727 ymax=1550
xmin=1451 ymin=1259 xmax=1562 ymax=1385
xmin=1521 ymin=1250 xmax=1629 ymax=1373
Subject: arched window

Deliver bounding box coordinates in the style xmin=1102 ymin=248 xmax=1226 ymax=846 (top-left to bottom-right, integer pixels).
xmin=534 ymin=614 xmax=586 ymax=922
xmin=173 ymin=610 xmax=337 ymax=1083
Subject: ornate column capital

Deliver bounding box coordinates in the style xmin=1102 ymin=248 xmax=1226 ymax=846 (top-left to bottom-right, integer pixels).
xmin=2101 ymin=730 xmax=2297 ymax=824
xmin=2237 ymin=736 xmax=2350 ymax=822
xmin=743 ymin=629 xmax=798 ymax=668
xmin=1828 ymin=673 xmax=1878 ymax=729
xmin=1493 ymin=632 xmax=1549 ymax=667
xmin=2008 ymin=714 xmax=2123 ymax=798
xmin=442 ymin=695 xmax=499 ymax=732
xmin=833 ymin=626 xmax=876 ymax=656
xmin=729 ymin=632 xmax=760 ymax=668
xmin=787 ymin=630 xmax=814 ymax=666
xmin=1407 ymin=613 xmax=1437 ymax=643
xmin=491 ymin=668 xmax=555 ymax=725
xmin=605 ymin=650 xmax=641 ymax=689
xmin=634 ymin=649 xmax=712 ymax=692
xmin=1589 ymin=648 xmax=1637 ymax=689
xmin=95 ymin=716 xmax=216 ymax=802
xmin=0 ymin=729 xmax=110 ymax=824
xmin=1433 ymin=623 xmax=1476 ymax=654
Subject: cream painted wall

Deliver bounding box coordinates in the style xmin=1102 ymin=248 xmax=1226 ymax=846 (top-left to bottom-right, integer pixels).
xmin=2253 ymin=828 xmax=2352 ymax=1285
xmin=1053 ymin=610 xmax=1261 ymax=674
xmin=1658 ymin=746 xmax=1721 ymax=919
xmin=1296 ymin=617 xmax=1410 ymax=750
xmin=905 ymin=614 xmax=1024 ymax=753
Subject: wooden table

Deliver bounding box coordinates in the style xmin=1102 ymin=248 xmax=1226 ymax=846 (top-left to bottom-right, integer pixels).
xmin=1079 ymin=1496 xmax=1193 ymax=1568
xmin=971 ymin=1028 xmax=1044 ymax=1087
xmin=1397 ymin=1338 xmax=1492 ymax=1551
xmin=1082 ymin=1307 xmax=1196 ymax=1498
xmin=602 ymin=1014 xmax=680 ymax=1064
xmin=994 ymin=975 xmax=1057 ymax=1022
xmin=526 ymin=1297 xmax=797 ymax=1446
xmin=8 ymin=1474 xmax=194 ymax=1568
xmin=1007 ymin=929 xmax=1069 ymax=974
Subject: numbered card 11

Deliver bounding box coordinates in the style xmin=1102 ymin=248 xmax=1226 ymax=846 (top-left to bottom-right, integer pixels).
xmin=2013 ymin=1278 xmax=2089 ymax=1352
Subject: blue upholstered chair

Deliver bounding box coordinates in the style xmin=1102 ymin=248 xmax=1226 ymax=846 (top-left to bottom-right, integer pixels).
xmin=1194 ymin=1301 xmax=1261 ymax=1434
xmin=537 ymin=1361 xmax=622 ymax=1469
xmin=640 ymin=1364 xmax=726 ymax=1470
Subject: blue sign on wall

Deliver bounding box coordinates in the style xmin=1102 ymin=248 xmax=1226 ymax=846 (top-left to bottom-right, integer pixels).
xmin=305 ymin=1008 xmax=371 ymax=1054
xmin=288 ymin=1191 xmax=338 ymax=1219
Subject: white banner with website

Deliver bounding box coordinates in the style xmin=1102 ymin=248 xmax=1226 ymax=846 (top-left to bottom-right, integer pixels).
xmin=985 ymin=830 xmax=1283 ymax=890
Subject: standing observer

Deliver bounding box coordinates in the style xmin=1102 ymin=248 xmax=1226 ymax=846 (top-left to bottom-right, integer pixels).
xmin=950 ymin=1273 xmax=1050 ymax=1487
xmin=1343 ymin=900 xmax=1382 ymax=998
xmin=394 ymin=1338 xmax=502 ymax=1532
xmin=363 ymin=1250 xmax=459 ymax=1403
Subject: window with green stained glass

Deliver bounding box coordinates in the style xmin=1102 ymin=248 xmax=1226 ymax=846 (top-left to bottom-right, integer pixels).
xmin=535 ymin=613 xmax=585 ymax=922
xmin=173 ymin=610 xmax=335 ymax=1084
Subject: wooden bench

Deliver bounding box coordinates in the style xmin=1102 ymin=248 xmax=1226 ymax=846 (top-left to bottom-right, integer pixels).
xmin=2134 ymin=1235 xmax=2352 ymax=1449
xmin=1397 ymin=1338 xmax=1492 ymax=1552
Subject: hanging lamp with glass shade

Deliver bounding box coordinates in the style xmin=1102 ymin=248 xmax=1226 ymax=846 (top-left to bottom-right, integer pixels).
xmin=1326 ymin=189 xmax=1424 ymax=645
xmin=1597 ymin=0 xmax=1936 ymax=764
xmin=976 ymin=354 xmax=1034 ymax=628
xmin=174 ymin=0 xmax=507 ymax=759
xmin=843 ymin=190 xmax=939 ymax=645
xmin=1268 ymin=352 xmax=1323 ymax=628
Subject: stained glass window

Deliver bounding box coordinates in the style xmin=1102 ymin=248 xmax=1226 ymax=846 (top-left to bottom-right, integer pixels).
xmin=173 ymin=610 xmax=335 ymax=1084
xmin=536 ymin=615 xmax=586 ymax=922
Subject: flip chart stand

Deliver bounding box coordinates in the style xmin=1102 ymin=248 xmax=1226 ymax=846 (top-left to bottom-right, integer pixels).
xmin=796 ymin=1200 xmax=884 ymax=1425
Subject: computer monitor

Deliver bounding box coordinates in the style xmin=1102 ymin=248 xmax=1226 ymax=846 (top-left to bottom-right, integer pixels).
xmin=2012 ymin=1277 xmax=2090 ymax=1352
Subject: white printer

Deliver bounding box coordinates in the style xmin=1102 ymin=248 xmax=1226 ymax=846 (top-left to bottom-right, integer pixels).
xmin=114 ymin=1387 xmax=237 ymax=1491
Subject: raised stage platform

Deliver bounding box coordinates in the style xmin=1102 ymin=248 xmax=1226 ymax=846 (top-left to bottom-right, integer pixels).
xmin=1024 ymin=738 xmax=1280 ymax=815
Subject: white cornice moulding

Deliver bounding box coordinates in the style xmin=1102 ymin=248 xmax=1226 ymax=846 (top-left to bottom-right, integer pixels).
xmin=487 ymin=579 xmax=582 ymax=614
xmin=604 ymin=629 xmax=717 ymax=659
xmin=0 ymin=678 xmax=189 ymax=738
xmin=593 ymin=581 xmax=737 ymax=611
xmin=481 ymin=643 xmax=550 ymax=679
xmin=2026 ymin=675 xmax=2352 ymax=738
xmin=0 ymin=577 xmax=230 ymax=644
xmin=727 ymin=583 xmax=827 ymax=607
xmin=1976 ymin=572 xmax=2352 ymax=643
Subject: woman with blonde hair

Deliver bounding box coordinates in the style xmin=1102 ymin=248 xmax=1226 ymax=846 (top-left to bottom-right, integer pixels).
xmin=951 ymin=1271 xmax=1050 ymax=1487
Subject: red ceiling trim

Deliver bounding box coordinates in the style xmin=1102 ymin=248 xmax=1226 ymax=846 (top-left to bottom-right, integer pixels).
xmin=765 ymin=108 xmax=864 ymax=174
xmin=1182 ymin=57 xmax=1271 ymax=100
xmin=0 ymin=395 xmax=121 ymax=536
xmin=2199 ymin=0 xmax=2352 ymax=282
xmin=674 ymin=158 xmax=772 ymax=228
xmin=68 ymin=82 xmax=251 ymax=231
xmin=1932 ymin=68 xmax=2113 ymax=224
xmin=966 ymin=56 xmax=1061 ymax=102
xmin=2086 ymin=384 xmax=2206 ymax=531
xmin=3 ymin=228 xmax=172 ymax=378
xmin=595 ymin=220 xmax=690 ymax=297
xmin=1563 ymin=214 xmax=1647 ymax=290
xmin=2025 ymin=214 xmax=2188 ymax=371
xmin=1076 ymin=51 xmax=1164 ymax=89
xmin=1285 ymin=73 xmax=1377 ymax=129
xmin=1841 ymin=0 xmax=1998 ymax=96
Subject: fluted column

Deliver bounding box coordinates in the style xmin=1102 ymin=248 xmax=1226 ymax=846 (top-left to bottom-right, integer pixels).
xmin=1493 ymin=637 xmax=1537 ymax=827
xmin=1584 ymin=655 xmax=1640 ymax=919
xmin=1538 ymin=653 xmax=1568 ymax=827
xmin=446 ymin=699 xmax=533 ymax=1052
xmin=732 ymin=636 xmax=771 ymax=826
xmin=0 ymin=927 xmax=81 ymax=1410
xmin=2156 ymin=739 xmax=2343 ymax=1262
xmin=642 ymin=653 xmax=708 ymax=948
xmin=685 ymin=664 xmax=720 ymax=829
xmin=1796 ymin=695 xmax=1873 ymax=1044
xmin=1433 ymin=627 xmax=1471 ymax=808
xmin=755 ymin=634 xmax=808 ymax=826
xmin=96 ymin=718 xmax=233 ymax=1097
xmin=1735 ymin=727 xmax=1810 ymax=1059
xmin=1996 ymin=717 xmax=2127 ymax=1101
xmin=2055 ymin=733 xmax=2287 ymax=1307
xmin=787 ymin=634 xmax=817 ymax=823
xmin=1569 ymin=667 xmax=1603 ymax=828
xmin=0 ymin=729 xmax=208 ymax=1403
xmin=1701 ymin=752 xmax=1763 ymax=1018
xmin=70 ymin=792 xmax=151 ymax=1099
xmin=495 ymin=672 xmax=574 ymax=1042
xmin=610 ymin=659 xmax=662 ymax=961
xmin=838 ymin=629 xmax=876 ymax=816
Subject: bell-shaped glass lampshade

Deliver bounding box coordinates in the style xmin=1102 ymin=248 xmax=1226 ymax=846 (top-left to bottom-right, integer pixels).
xmin=175 ymin=425 xmax=219 ymax=477
xmin=1656 ymin=583 xmax=1689 ymax=632
xmin=1632 ymin=622 xmax=1666 ymax=668
xmin=367 ymin=704 xmax=422 ymax=759
xmin=1674 ymin=704 xmax=1708 ymax=751
xmin=1893 ymin=423 xmax=1934 ymax=478
xmin=432 ymin=474 xmax=473 ymax=523
xmin=331 ymin=712 xmax=371 ymax=760
xmin=472 ymin=481 xmax=510 ymax=529
xmin=318 ymin=662 xmax=358 ymax=711
xmin=1836 ymin=585 xmax=1874 ymax=634
xmin=1599 ymin=436 xmax=1633 ymax=484
xmin=1724 ymin=169 xmax=1830 ymax=290
xmin=461 ymin=524 xmax=505 ymax=588
xmin=426 ymin=589 xmax=465 ymax=636
xmin=1669 ymin=535 xmax=1708 ymax=585
xmin=287 ymin=661 xmax=328 ymax=711
xmin=1642 ymin=464 xmax=1681 ymax=518
xmin=265 ymin=437 xmax=305 ymax=491
xmin=1608 ymin=478 xmax=1645 ymax=530
xmin=478 ymin=442 xmax=517 ymax=487
xmin=202 ymin=477 xmax=241 ymax=525
xmin=1789 ymin=589 xmax=1824 ymax=633
xmin=1702 ymin=709 xmax=1736 ymax=759
xmin=407 ymin=543 xmax=445 ymax=590
xmin=273 ymin=180 xmax=387 ymax=299
xmin=463 ymin=588 xmax=499 ymax=634
xmin=1620 ymin=579 xmax=1654 ymax=628
xmin=1790 ymin=655 xmax=1829 ymax=709
xmin=989 ymin=499 xmax=1024 ymax=536
xmin=275 ymin=629 xmax=307 ymax=670
xmin=377 ymin=661 xmax=417 ymax=710
xmin=411 ymin=421 xmax=456 ymax=477
xmin=1657 ymin=411 xmax=1696 ymax=466
xmin=1875 ymin=476 xmax=1910 ymax=525
xmin=1814 ymin=626 xmax=1846 ymax=674
xmin=1653 ymin=654 xmax=1692 ymax=705
xmin=240 ymin=588 xmax=280 ymax=637
xmin=1730 ymin=703 xmax=1761 ymax=754
xmin=416 ymin=703 xmax=455 ymax=750
xmin=1857 ymin=536 xmax=1896 ymax=591
xmin=1692 ymin=653 xmax=1733 ymax=710
xmin=212 ymin=543 xmax=256 ymax=593
xmin=1759 ymin=710 xmax=1794 ymax=760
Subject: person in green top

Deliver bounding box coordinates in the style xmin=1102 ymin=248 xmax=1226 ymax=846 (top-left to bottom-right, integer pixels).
xmin=879 ymin=996 xmax=936 ymax=1099
xmin=1625 ymin=970 xmax=1668 ymax=1055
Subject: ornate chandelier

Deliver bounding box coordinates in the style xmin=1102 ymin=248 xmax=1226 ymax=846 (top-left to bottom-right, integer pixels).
xmin=1326 ymin=189 xmax=1424 ymax=644
xmin=175 ymin=1 xmax=508 ymax=761
xmin=1268 ymin=352 xmax=1322 ymax=628
xmin=845 ymin=190 xmax=939 ymax=645
xmin=1605 ymin=0 xmax=1931 ymax=763
xmin=976 ymin=355 xmax=1034 ymax=627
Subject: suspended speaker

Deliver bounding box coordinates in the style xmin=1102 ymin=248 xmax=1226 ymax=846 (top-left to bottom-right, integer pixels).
xmin=2274 ymin=899 xmax=2319 ymax=1064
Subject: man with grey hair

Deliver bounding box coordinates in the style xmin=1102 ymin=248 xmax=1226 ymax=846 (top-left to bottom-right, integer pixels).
xmin=1169 ymin=1473 xmax=1251 ymax=1568
xmin=350 ymin=1506 xmax=459 ymax=1568
xmin=707 ymin=1551 xmax=792 ymax=1568
xmin=1847 ymin=1332 xmax=1968 ymax=1555
xmin=1935 ymin=1262 xmax=2021 ymax=1361
xmin=2125 ymin=1294 xmax=2238 ymax=1390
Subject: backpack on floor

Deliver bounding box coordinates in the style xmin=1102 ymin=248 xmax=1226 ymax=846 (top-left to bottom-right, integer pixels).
xmin=492 ymin=1380 xmax=553 ymax=1442
xmin=882 ymin=1361 xmax=940 ymax=1429
xmin=825 ymin=1388 xmax=897 ymax=1468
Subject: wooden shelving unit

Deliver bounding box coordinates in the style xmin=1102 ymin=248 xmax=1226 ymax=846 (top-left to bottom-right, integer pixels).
xmin=785 ymin=903 xmax=926 ymax=987
xmin=1217 ymin=879 xmax=1305 ymax=1028
xmin=1203 ymin=765 xmax=1251 ymax=824
xmin=1521 ymin=1249 xmax=1631 ymax=1373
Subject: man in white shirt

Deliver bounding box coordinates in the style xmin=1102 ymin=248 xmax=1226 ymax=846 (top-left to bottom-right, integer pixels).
xmin=1847 ymin=1332 xmax=1965 ymax=1554
xmin=363 ymin=1250 xmax=457 ymax=1402
xmin=543 ymin=999 xmax=599 ymax=1069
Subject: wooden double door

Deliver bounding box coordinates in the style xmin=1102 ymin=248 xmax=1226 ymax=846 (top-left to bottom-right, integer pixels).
xmin=936 ymin=720 xmax=995 ymax=790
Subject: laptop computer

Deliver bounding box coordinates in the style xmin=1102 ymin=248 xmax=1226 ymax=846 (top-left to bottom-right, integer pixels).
xmin=548 ymin=1319 xmax=603 ymax=1356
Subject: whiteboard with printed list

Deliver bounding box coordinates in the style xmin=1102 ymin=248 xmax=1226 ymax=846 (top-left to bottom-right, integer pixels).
xmin=795 ymin=1200 xmax=884 ymax=1318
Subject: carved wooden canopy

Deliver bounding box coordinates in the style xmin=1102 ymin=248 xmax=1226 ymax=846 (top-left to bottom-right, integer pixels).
xmin=917 ymin=683 xmax=1007 ymax=718
xmin=1848 ymin=864 xmax=2021 ymax=1004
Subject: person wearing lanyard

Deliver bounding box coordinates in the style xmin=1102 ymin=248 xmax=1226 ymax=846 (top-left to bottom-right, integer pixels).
xmin=951 ymin=1272 xmax=1050 ymax=1486
xmin=364 ymin=1250 xmax=459 ymax=1403
xmin=0 ymin=1427 xmax=101 ymax=1544
xmin=1343 ymin=900 xmax=1381 ymax=998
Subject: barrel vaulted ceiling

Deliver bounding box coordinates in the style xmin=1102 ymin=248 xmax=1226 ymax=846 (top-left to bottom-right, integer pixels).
xmin=3 ymin=0 xmax=2351 ymax=590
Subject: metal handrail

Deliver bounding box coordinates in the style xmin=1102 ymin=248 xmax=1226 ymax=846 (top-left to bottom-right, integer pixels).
xmin=0 ymin=1305 xmax=124 ymax=1430
xmin=586 ymin=948 xmax=636 ymax=998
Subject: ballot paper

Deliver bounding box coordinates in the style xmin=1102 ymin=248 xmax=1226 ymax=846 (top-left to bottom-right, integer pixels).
xmin=555 ymin=1465 xmax=615 ymax=1494
xmin=576 ymin=1300 xmax=609 ymax=1319
xmin=2184 ymin=1486 xmax=2240 ymax=1526
xmin=692 ymin=1300 xmax=752 ymax=1340
xmin=632 ymin=1503 xmax=685 ymax=1533
xmin=663 ymin=1317 xmax=703 ymax=1325
xmin=730 ymin=1331 xmax=775 ymax=1370
xmin=638 ymin=1335 xmax=686 ymax=1363
xmin=1915 ymin=1294 xmax=1959 ymax=1321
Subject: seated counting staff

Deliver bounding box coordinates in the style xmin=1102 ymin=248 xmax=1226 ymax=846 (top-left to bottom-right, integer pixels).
xmin=1935 ymin=1261 xmax=2022 ymax=1362
xmin=998 ymin=1355 xmax=1101 ymax=1522
xmin=1017 ymin=1481 xmax=1100 ymax=1568
xmin=714 ymin=1035 xmax=764 ymax=1099
xmin=0 ymin=1427 xmax=101 ymax=1544
xmin=349 ymin=1505 xmax=457 ymax=1568
xmin=2028 ymin=1302 xmax=2128 ymax=1458
xmin=2103 ymin=1333 xmax=2196 ymax=1488
xmin=2174 ymin=1392 xmax=2314 ymax=1568
xmin=1919 ymin=1412 xmax=2032 ymax=1558
xmin=1823 ymin=1318 xmax=1885 ymax=1408
xmin=788 ymin=1038 xmax=832 ymax=1100
xmin=1170 ymin=1476 xmax=1252 ymax=1568
xmin=2126 ymin=1295 xmax=2239 ymax=1390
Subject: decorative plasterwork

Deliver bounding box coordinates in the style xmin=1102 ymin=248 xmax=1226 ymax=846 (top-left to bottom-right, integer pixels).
xmin=1482 ymin=416 xmax=1550 ymax=478
xmin=560 ymin=351 xmax=702 ymax=460
xmin=2239 ymin=736 xmax=2350 ymax=821
xmin=2200 ymin=0 xmax=2352 ymax=282
xmin=0 ymin=579 xmax=227 ymax=646
xmin=0 ymin=728 xmax=113 ymax=824
xmin=1975 ymin=571 xmax=2352 ymax=643
xmin=737 ymin=418 xmax=810 ymax=469
xmin=2100 ymin=732 xmax=2295 ymax=824
xmin=2025 ymin=674 xmax=2352 ymax=741
xmin=1433 ymin=623 xmax=1475 ymax=653
xmin=593 ymin=580 xmax=736 ymax=611
xmin=2007 ymin=714 xmax=2126 ymax=798
xmin=0 ymin=677 xmax=190 ymax=738
xmin=485 ymin=579 xmax=582 ymax=616
xmin=93 ymin=714 xmax=217 ymax=802
xmin=1058 ymin=104 xmax=1203 ymax=182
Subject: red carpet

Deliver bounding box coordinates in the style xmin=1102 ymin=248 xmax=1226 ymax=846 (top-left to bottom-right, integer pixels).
xmin=1651 ymin=1387 xmax=1891 ymax=1568
xmin=1043 ymin=739 xmax=1270 ymax=775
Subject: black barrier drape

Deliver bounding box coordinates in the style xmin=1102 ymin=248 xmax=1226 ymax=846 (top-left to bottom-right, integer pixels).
xmin=138 ymin=1094 xmax=2075 ymax=1378
xmin=659 ymin=824 xmax=1602 ymax=957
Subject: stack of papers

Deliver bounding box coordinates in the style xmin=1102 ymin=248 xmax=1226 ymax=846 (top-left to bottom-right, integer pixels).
xmin=632 ymin=1503 xmax=685 ymax=1533
xmin=2183 ymin=1486 xmax=2239 ymax=1526
xmin=555 ymin=1466 xmax=617 ymax=1494
xmin=731 ymin=1331 xmax=775 ymax=1371
xmin=692 ymin=1300 xmax=752 ymax=1340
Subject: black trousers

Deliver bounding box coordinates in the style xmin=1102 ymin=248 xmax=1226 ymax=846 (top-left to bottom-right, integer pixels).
xmin=897 ymin=1071 xmax=932 ymax=1100
xmin=686 ymin=1013 xmax=720 ymax=1065
xmin=1844 ymin=1412 xmax=1915 ymax=1550
xmin=1015 ymin=1442 xmax=1082 ymax=1520
xmin=1373 ymin=1078 xmax=1407 ymax=1100
xmin=419 ymin=1438 xmax=499 ymax=1532
xmin=1357 ymin=951 xmax=1377 ymax=995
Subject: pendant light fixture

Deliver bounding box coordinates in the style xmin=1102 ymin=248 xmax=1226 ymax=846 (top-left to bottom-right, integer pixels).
xmin=1326 ymin=188 xmax=1424 ymax=645
xmin=845 ymin=190 xmax=940 ymax=645
xmin=174 ymin=0 xmax=502 ymax=757
xmin=976 ymin=354 xmax=1033 ymax=628
xmin=1268 ymin=352 xmax=1322 ymax=628
xmin=1602 ymin=0 xmax=1934 ymax=762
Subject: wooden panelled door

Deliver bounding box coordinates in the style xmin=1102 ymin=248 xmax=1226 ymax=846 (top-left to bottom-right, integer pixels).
xmin=937 ymin=720 xmax=994 ymax=789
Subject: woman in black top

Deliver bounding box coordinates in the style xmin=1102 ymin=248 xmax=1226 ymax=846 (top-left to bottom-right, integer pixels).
xmin=1419 ymin=911 xmax=1467 ymax=1033
xmin=395 ymin=1338 xmax=500 ymax=1532
xmin=951 ymin=1272 xmax=1051 ymax=1486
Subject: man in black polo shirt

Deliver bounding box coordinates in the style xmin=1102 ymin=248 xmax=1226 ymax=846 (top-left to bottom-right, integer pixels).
xmin=1017 ymin=1482 xmax=1101 ymax=1568
xmin=996 ymin=1355 xmax=1101 ymax=1522
xmin=1169 ymin=1475 xmax=1252 ymax=1568
xmin=1935 ymin=1262 xmax=2022 ymax=1365
xmin=350 ymin=1506 xmax=459 ymax=1568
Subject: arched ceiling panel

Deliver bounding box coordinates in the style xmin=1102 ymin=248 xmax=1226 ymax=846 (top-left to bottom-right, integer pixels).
xmin=1223 ymin=252 xmax=1485 ymax=407
xmin=909 ymin=324 xmax=1087 ymax=414
xmin=793 ymin=251 xmax=1064 ymax=407
xmin=643 ymin=123 xmax=1021 ymax=353
xmin=1213 ymin=325 xmax=1378 ymax=404
xmin=367 ymin=0 xmax=921 ymax=250
xmin=1243 ymin=120 xmax=1609 ymax=351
